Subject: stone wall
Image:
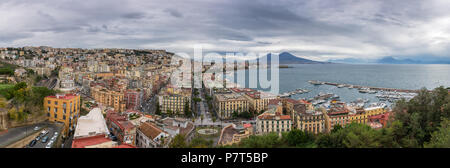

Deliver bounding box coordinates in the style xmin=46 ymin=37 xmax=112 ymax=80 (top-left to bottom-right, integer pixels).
xmin=6 ymin=130 xmax=41 ymax=148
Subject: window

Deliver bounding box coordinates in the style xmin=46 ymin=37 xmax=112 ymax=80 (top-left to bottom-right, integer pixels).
xmin=54 ymin=114 xmax=57 ymax=118
xmin=47 ymin=107 xmax=50 ymax=112
xmin=48 ymin=100 xmax=51 ymax=104
xmin=55 ymin=101 xmax=58 ymax=105
xmin=63 ymin=115 xmax=66 ymax=120
xmin=54 ymin=108 xmax=57 ymax=113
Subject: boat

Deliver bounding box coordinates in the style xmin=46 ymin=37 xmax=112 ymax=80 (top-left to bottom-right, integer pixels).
xmin=368 ymin=90 xmax=377 ymax=94
xmin=308 ymin=80 xmax=323 ymax=85
xmin=358 ymin=88 xmax=372 ymax=93
xmin=337 ymin=84 xmax=345 ymax=88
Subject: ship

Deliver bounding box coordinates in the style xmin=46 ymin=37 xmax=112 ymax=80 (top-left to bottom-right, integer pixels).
xmin=308 ymin=80 xmax=323 ymax=85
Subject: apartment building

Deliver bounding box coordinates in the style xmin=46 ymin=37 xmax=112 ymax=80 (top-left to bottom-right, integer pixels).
xmin=158 ymin=87 xmax=191 ymax=115
xmin=214 ymin=91 xmax=249 ymax=119
xmin=136 ymin=122 xmax=169 ymax=148
xmin=91 ymin=85 xmax=126 ymax=112
xmin=294 ymin=108 xmax=326 ymax=134
xmin=106 ymin=111 xmax=137 ymax=145
xmin=238 ymin=89 xmax=276 ymax=114
xmin=256 ymin=107 xmax=292 ymax=136
xmin=44 ymin=93 xmax=81 ymax=137
xmin=124 ymin=89 xmax=144 ymax=110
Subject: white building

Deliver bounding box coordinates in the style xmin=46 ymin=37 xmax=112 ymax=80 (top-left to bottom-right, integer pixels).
xmin=73 ymin=108 xmax=110 ymax=139
xmin=136 ymin=122 xmax=169 ymax=148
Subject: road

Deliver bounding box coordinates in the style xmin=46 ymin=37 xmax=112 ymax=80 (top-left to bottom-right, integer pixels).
xmin=28 ymin=123 xmax=62 ymax=148
xmin=0 ymin=123 xmax=47 ymax=147
xmin=193 ymin=89 xmax=229 ymax=127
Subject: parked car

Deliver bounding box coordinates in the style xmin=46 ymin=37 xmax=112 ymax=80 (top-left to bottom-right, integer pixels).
xmin=45 ymin=143 xmax=52 ymax=148
xmin=53 ymin=132 xmax=58 ymax=136
xmin=29 ymin=140 xmax=37 ymax=147
xmin=41 ymin=136 xmax=49 ymax=143
xmin=40 ymin=129 xmax=48 ymax=136
xmin=33 ymin=126 xmax=39 ymax=131
xmin=35 ymin=136 xmax=41 ymax=141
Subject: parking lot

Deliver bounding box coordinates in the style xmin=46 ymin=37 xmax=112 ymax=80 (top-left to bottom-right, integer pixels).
xmin=26 ymin=123 xmax=63 ymax=148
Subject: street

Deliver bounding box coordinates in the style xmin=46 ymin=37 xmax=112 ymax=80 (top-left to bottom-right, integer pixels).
xmin=28 ymin=123 xmax=62 ymax=148
xmin=0 ymin=123 xmax=47 ymax=147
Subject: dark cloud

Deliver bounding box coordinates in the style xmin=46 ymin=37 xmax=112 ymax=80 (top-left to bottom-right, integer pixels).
xmin=164 ymin=9 xmax=183 ymax=18
xmin=121 ymin=12 xmax=146 ymax=19
xmin=1 ymin=0 xmax=450 ymax=60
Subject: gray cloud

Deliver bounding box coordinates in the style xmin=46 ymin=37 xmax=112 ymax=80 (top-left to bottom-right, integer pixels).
xmin=1 ymin=0 xmax=450 ymax=60
xmin=122 ymin=12 xmax=146 ymax=19
xmin=164 ymin=9 xmax=183 ymax=18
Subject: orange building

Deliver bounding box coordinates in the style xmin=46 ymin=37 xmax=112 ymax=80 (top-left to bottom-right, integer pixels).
xmin=44 ymin=94 xmax=81 ymax=137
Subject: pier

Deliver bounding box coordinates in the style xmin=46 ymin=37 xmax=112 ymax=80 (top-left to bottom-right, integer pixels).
xmin=310 ymin=80 xmax=420 ymax=93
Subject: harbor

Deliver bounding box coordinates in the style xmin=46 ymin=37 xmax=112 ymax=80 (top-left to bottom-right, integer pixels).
xmin=307 ymin=80 xmax=419 ymax=107
xmin=308 ymin=80 xmax=420 ymax=93
xmin=279 ymin=88 xmax=310 ymax=98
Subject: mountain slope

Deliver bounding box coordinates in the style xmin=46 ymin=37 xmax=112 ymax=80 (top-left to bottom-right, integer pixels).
xmin=259 ymin=52 xmax=330 ymax=64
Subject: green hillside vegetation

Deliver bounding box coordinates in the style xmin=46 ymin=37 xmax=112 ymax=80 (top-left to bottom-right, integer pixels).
xmin=0 ymin=82 xmax=57 ymax=122
xmin=0 ymin=62 xmax=17 ymax=76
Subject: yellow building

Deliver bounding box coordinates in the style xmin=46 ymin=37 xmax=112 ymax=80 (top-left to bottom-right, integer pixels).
xmin=294 ymin=110 xmax=326 ymax=134
xmin=44 ymin=94 xmax=81 ymax=137
xmin=364 ymin=104 xmax=387 ymax=117
xmin=158 ymin=93 xmax=191 ymax=115
xmin=243 ymin=92 xmax=276 ymax=114
xmin=348 ymin=108 xmax=369 ymax=124
xmin=90 ymin=86 xmax=126 ymax=112
xmin=214 ymin=93 xmax=249 ymax=119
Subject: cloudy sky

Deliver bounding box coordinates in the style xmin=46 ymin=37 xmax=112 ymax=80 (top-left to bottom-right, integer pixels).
xmin=1 ymin=0 xmax=450 ymax=61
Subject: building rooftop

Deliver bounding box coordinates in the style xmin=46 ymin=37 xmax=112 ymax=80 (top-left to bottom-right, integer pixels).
xmin=138 ymin=122 xmax=166 ymax=140
xmin=257 ymin=111 xmax=290 ymax=120
xmin=215 ymin=93 xmax=247 ymax=102
xmin=46 ymin=93 xmax=79 ymax=100
xmin=72 ymin=135 xmax=115 ymax=148
xmin=74 ymin=108 xmax=109 ymax=139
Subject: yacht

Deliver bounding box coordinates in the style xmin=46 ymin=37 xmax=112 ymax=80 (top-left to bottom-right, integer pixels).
xmin=359 ymin=88 xmax=371 ymax=93
xmin=308 ymin=80 xmax=323 ymax=85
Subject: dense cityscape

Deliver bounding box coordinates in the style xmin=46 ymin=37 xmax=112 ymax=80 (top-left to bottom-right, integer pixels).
xmin=0 ymin=46 xmax=448 ymax=148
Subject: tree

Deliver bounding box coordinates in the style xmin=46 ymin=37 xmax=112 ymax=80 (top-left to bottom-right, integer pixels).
xmin=193 ymin=97 xmax=202 ymax=103
xmin=155 ymin=101 xmax=161 ymax=115
xmin=167 ymin=110 xmax=173 ymax=117
xmin=169 ymin=134 xmax=187 ymax=148
xmin=200 ymin=114 xmax=204 ymax=125
xmin=189 ymin=137 xmax=213 ymax=148
xmin=284 ymin=129 xmax=315 ymax=147
xmin=237 ymin=133 xmax=284 ymax=148
xmin=390 ymin=87 xmax=450 ymax=147
xmin=425 ymin=118 xmax=450 ymax=148
xmin=236 ymin=111 xmax=250 ymax=119
xmin=0 ymin=97 xmax=7 ymax=108
xmin=184 ymin=101 xmax=191 ymax=117
xmin=232 ymin=111 xmax=238 ymax=119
